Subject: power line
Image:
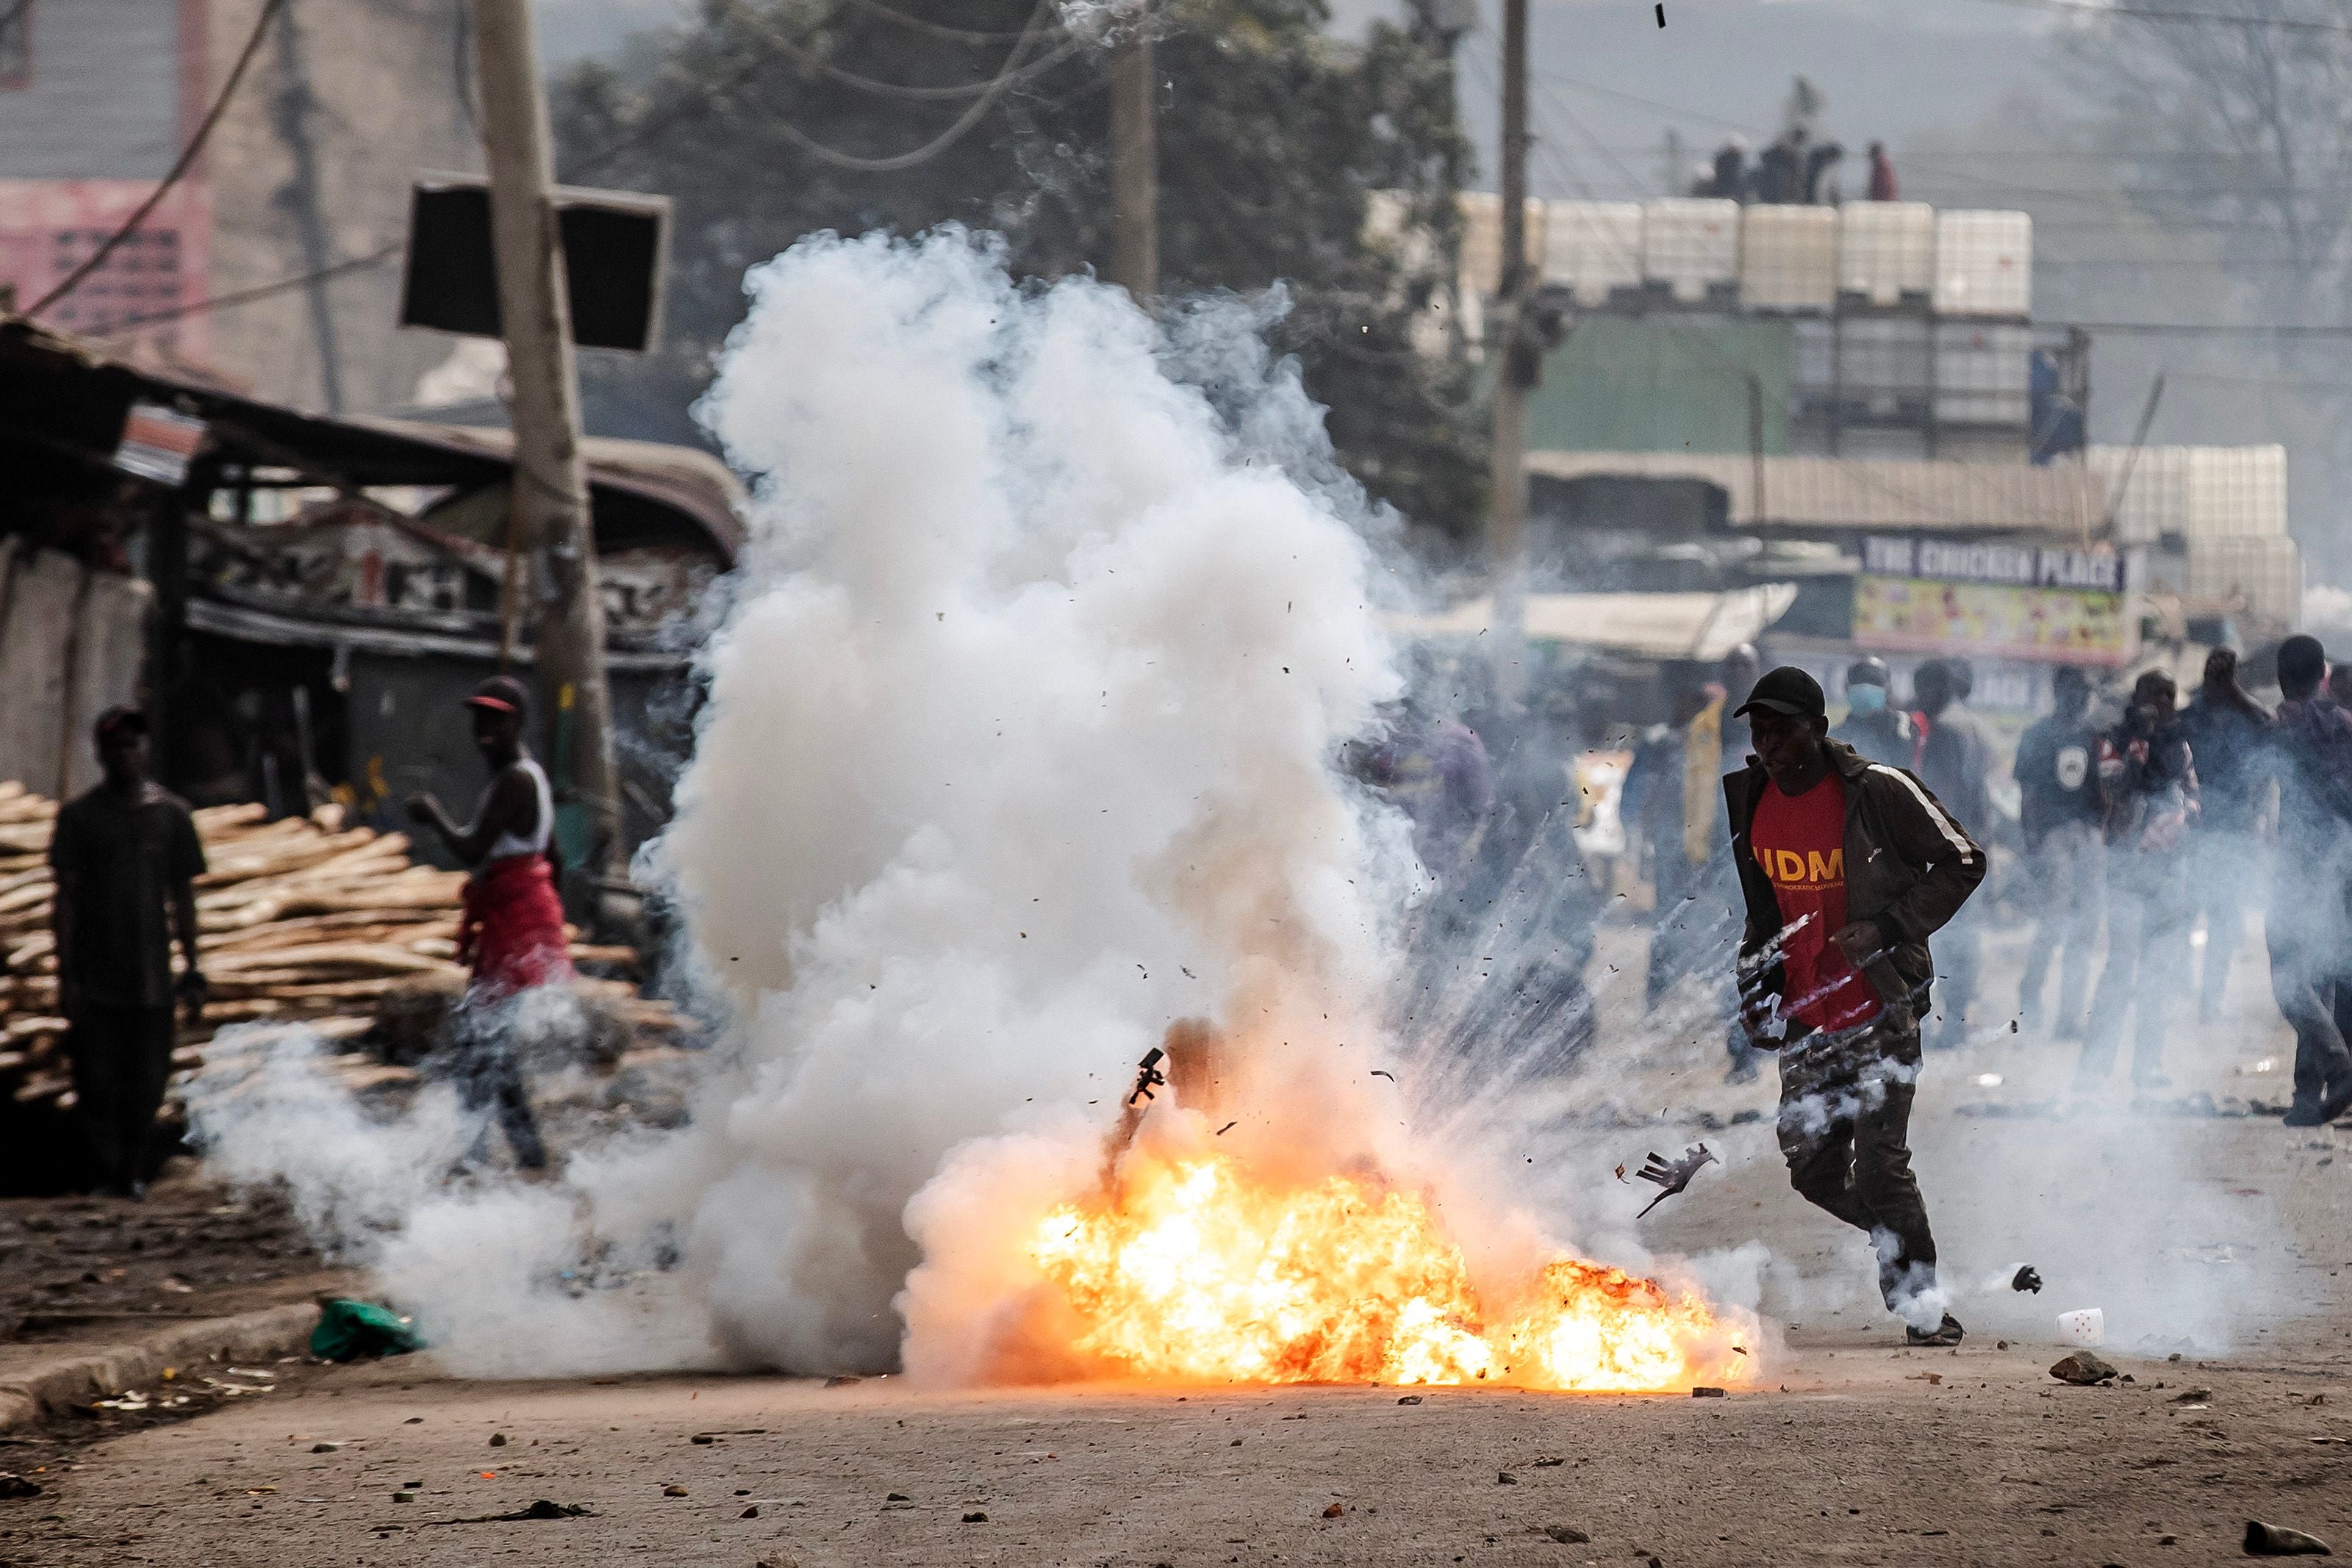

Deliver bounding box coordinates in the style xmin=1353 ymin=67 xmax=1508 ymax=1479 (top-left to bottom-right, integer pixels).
xmin=745 ymin=0 xmax=1082 ymax=103
xmin=29 ymin=0 xmax=289 ymax=317
xmin=1957 ymin=0 xmax=2352 ymax=37
xmin=84 ymin=244 xmax=403 ymax=336
xmin=763 ymin=0 xmax=1062 ymax=173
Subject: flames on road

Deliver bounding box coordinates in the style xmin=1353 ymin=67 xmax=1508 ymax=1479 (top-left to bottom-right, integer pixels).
xmin=1028 ymin=1151 xmax=1751 ymax=1392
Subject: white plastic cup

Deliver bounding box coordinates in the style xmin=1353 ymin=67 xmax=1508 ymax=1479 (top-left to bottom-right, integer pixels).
xmin=2057 ymin=1308 xmax=2105 ymax=1347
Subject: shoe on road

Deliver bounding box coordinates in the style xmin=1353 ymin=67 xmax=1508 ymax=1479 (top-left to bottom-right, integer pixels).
xmin=1906 ymin=1313 xmax=1965 ymax=1348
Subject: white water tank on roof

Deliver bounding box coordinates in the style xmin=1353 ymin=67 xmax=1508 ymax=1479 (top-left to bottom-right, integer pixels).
xmin=2187 ymin=535 xmax=2301 ymax=627
xmin=1932 ymin=321 xmax=2032 ymax=426
xmin=1458 ymin=191 xmax=1546 ymax=296
xmin=1836 ymin=317 xmax=1932 ymax=417
xmin=1740 ymin=204 xmax=1837 ymax=312
xmin=1542 ymin=201 xmax=1642 ymax=305
xmin=1932 ymin=210 xmax=2032 ymax=317
xmin=2089 ymin=445 xmax=2285 ymax=543
xmin=1838 ymin=201 xmax=1935 ymax=305
xmin=1641 ymin=198 xmax=1740 ymax=302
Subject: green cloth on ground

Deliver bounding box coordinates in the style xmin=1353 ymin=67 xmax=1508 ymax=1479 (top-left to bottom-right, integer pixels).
xmin=309 ymin=1298 xmax=424 ymax=1361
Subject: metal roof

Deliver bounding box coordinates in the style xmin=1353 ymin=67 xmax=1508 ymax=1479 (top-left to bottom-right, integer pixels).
xmin=1527 ymin=450 xmax=2103 ymax=540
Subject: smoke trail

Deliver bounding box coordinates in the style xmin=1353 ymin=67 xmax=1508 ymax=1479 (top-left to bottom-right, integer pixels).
xmin=193 ymin=229 xmax=1442 ymax=1376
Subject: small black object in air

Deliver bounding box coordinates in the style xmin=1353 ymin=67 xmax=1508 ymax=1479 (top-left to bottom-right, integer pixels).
xmin=1634 ymin=1144 xmax=1717 ymax=1217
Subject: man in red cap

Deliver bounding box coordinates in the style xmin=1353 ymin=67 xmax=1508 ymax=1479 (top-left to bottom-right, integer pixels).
xmin=406 ymin=675 xmax=567 ymax=1168
xmin=49 ymin=708 xmax=208 ymax=1197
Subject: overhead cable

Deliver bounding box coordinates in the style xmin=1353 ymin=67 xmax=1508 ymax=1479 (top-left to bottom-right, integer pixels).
xmin=29 ymin=0 xmax=290 ymax=317
xmin=85 ymin=244 xmax=403 ymax=337
xmin=764 ymin=0 xmax=1062 ymax=173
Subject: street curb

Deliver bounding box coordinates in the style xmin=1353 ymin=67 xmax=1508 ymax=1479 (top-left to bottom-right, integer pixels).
xmin=0 ymin=1301 xmax=320 ymax=1433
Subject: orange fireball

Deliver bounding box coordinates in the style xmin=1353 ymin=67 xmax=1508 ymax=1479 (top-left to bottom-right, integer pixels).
xmin=1029 ymin=1154 xmax=1748 ymax=1392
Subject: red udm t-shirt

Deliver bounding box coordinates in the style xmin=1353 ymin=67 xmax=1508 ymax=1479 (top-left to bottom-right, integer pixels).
xmin=1750 ymin=772 xmax=1882 ymax=1035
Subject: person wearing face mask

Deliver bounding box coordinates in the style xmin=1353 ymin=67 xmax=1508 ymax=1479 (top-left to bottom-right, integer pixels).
xmin=2075 ymin=669 xmax=2198 ymax=1093
xmin=1829 ymin=657 xmax=1913 ymax=769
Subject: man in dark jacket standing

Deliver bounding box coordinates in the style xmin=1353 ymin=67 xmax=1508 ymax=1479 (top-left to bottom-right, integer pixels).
xmin=2265 ymin=636 xmax=2352 ymax=1126
xmin=1911 ymin=661 xmax=1993 ymax=1049
xmin=1725 ymin=668 xmax=1985 ymax=1345
xmin=2179 ymin=648 xmax=2271 ymax=1023
xmin=2012 ymin=666 xmax=2104 ymax=1037
xmin=2076 ymin=669 xmax=2198 ymax=1093
xmin=49 ymin=709 xmax=209 ymax=1197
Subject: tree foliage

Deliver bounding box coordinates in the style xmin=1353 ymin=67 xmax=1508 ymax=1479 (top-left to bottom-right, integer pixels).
xmin=553 ymin=0 xmax=1483 ymax=533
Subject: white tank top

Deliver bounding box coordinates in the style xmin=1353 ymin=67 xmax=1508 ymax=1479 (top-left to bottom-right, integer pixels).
xmin=480 ymin=758 xmax=553 ymax=862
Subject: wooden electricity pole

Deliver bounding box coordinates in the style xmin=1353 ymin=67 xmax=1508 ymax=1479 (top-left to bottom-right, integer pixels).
xmin=470 ymin=0 xmax=621 ymax=886
xmin=1108 ymin=18 xmax=1158 ymax=298
xmin=1488 ymin=0 xmax=1530 ymax=703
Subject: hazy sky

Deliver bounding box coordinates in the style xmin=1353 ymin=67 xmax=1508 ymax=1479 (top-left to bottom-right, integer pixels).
xmin=532 ymin=0 xmax=2351 ymax=564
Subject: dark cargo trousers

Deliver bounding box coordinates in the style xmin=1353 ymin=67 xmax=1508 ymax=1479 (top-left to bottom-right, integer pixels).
xmin=1775 ymin=1013 xmax=1939 ymax=1313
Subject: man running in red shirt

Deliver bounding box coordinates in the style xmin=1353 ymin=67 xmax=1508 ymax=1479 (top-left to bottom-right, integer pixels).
xmin=1724 ymin=667 xmax=1985 ymax=1345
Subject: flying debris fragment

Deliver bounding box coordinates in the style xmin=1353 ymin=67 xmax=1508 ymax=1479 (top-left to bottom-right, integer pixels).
xmin=1634 ymin=1145 xmax=1717 ymax=1218
xmin=2011 ymin=1265 xmax=2044 ymax=1295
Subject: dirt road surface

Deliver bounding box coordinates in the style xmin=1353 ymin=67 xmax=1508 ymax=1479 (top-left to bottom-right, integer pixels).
xmin=3 ymin=918 xmax=2347 ymax=1565
xmin=6 ymin=1335 xmax=2349 ymax=1567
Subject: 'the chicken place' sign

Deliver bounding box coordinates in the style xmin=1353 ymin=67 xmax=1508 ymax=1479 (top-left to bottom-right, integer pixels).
xmin=1854 ymin=534 xmax=2126 ymax=666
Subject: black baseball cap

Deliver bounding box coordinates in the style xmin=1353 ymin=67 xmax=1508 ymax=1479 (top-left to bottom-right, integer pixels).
xmin=462 ymin=675 xmax=531 ymax=718
xmin=1732 ymin=666 xmax=1827 ymax=722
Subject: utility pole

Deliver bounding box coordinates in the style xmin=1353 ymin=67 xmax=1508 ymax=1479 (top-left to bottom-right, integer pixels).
xmin=470 ymin=0 xmax=622 ymax=888
xmin=1107 ymin=12 xmax=1158 ymax=298
xmin=1488 ymin=0 xmax=1530 ymax=705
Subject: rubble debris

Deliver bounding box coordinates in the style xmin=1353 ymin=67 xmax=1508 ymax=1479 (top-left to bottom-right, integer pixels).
xmin=310 ymin=1298 xmax=423 ymax=1361
xmin=741 ymin=1506 xmax=759 ymax=1518
xmin=823 ymin=1375 xmax=861 ymax=1388
xmin=0 ymin=1475 xmax=42 ymax=1500
xmin=1532 ymin=1456 xmax=1565 ymax=1467
xmin=1544 ymin=1525 xmax=1591 ymax=1544
xmin=2048 ymin=1352 xmax=2119 ymax=1386
xmin=2244 ymin=1520 xmax=2333 ymax=1556
xmin=487 ymin=1434 xmax=506 ymax=1447
xmin=690 ymin=1434 xmax=715 ymax=1445
xmin=1498 ymin=1471 xmax=1519 ymax=1484
xmin=1396 ymin=1395 xmax=1422 ymax=1406
xmin=1634 ymin=1145 xmax=1717 ymax=1218
xmin=962 ymin=1511 xmax=989 ymax=1522
xmin=1322 ymin=1503 xmax=1345 ymax=1518
xmin=885 ymin=1492 xmax=910 ymax=1502
xmin=2011 ymin=1265 xmax=2044 ymax=1294
xmin=1691 ymin=1387 xmax=1727 ymax=1398
xmin=310 ymin=1442 xmax=342 ymax=1453
xmin=662 ymin=1485 xmax=689 ymax=1497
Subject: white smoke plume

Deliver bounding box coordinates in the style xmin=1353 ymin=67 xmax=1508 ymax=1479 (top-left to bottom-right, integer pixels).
xmin=193 ymin=229 xmax=1498 ymax=1377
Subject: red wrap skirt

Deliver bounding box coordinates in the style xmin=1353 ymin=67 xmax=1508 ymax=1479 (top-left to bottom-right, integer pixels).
xmin=458 ymin=853 xmax=574 ymax=998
